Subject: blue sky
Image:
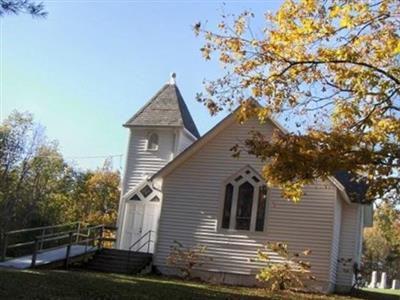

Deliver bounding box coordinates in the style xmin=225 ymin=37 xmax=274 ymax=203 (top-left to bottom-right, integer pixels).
xmin=1 ymin=0 xmax=282 ymax=170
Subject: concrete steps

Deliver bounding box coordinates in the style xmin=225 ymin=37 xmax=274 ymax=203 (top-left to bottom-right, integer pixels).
xmin=85 ymin=248 xmax=152 ymax=274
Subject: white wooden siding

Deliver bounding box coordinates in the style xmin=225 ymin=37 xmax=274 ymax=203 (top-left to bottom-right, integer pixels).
xmin=117 ymin=126 xmax=194 ymax=249
xmin=123 ymin=128 xmax=176 ymax=193
xmin=177 ymin=130 xmax=196 ymax=153
xmin=329 ymin=192 xmax=342 ymax=286
xmin=154 ymin=118 xmax=337 ymax=288
xmin=336 ymin=200 xmax=361 ymax=288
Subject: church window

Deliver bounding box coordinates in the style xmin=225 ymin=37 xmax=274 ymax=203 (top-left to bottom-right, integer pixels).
xmin=140 ymin=185 xmax=153 ymax=198
xmin=150 ymin=196 xmax=160 ymax=202
xmin=221 ymin=183 xmax=233 ymax=229
xmin=236 ymin=181 xmax=254 ymax=230
xmin=221 ymin=167 xmax=268 ymax=232
xmin=130 ymin=194 xmax=141 ymax=201
xmin=147 ymin=133 xmax=159 ymax=151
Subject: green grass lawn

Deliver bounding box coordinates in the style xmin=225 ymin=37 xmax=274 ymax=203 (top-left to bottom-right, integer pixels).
xmin=0 ymin=269 xmax=360 ymax=300
xmin=361 ymin=287 xmax=400 ymax=296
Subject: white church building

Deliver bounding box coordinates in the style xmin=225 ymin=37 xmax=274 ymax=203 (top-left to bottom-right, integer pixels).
xmin=116 ymin=74 xmax=372 ymax=293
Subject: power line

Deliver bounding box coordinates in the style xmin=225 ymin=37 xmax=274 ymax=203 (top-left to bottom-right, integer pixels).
xmin=1 ymin=152 xmax=123 ymax=160
xmin=63 ymin=154 xmax=123 ymax=159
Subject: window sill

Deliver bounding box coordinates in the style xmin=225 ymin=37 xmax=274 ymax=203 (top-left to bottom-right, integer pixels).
xmin=217 ymin=227 xmax=266 ymax=236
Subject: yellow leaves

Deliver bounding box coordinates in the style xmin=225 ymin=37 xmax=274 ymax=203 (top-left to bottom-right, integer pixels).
xmin=391 ymin=38 xmax=400 ymax=55
xmin=196 ymin=0 xmax=400 ymax=203
xmin=329 ymin=4 xmax=341 ymax=18
xmin=302 ymin=18 xmax=315 ymax=34
xmin=301 ymin=0 xmax=316 ymax=12
xmin=340 ymin=5 xmax=354 ymax=29
xmin=281 ymin=181 xmax=305 ymax=203
xmin=219 ymin=53 xmax=232 ymax=64
xmin=234 ymin=16 xmax=246 ymax=36
xmin=251 ymin=39 xmax=259 ymax=48
xmin=376 ymin=118 xmax=400 ymax=133
xmin=257 ymin=248 xmax=270 ymax=261
xmin=241 ymin=60 xmax=258 ymax=71
xmin=256 ymin=241 xmax=314 ymax=291
xmin=321 ymin=24 xmax=335 ymax=36
xmin=256 ymin=107 xmax=271 ymax=124
xmin=226 ymin=38 xmax=243 ymax=56
xmin=378 ymin=1 xmax=389 ymax=14
xmin=332 ymin=101 xmax=357 ymax=127
xmin=252 ymin=86 xmax=261 ymax=97
xmin=200 ymin=46 xmax=211 ymax=60
xmin=354 ymin=2 xmax=368 ymax=14
xmin=276 ymin=7 xmax=287 ymax=25
xmin=367 ymin=118 xmax=400 ymax=143
xmin=236 ymin=99 xmax=258 ymax=124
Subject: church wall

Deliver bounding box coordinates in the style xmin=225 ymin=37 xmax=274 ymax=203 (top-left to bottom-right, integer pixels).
xmin=154 ymin=117 xmax=341 ymax=292
xmin=116 ymin=127 xmax=177 ymax=249
xmin=177 ymin=130 xmax=197 ymax=154
xmin=329 ymin=192 xmax=342 ymax=288
xmin=335 ymin=201 xmax=362 ymax=291
xmin=123 ymin=128 xmax=176 ymax=193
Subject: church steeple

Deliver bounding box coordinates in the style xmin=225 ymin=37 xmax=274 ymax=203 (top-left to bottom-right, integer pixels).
xmin=117 ymin=76 xmax=199 ymax=250
xmin=124 ymin=74 xmax=200 ymax=138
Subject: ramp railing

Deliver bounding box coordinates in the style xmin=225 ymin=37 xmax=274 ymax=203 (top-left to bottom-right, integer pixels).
xmin=0 ymin=222 xmax=117 ymax=268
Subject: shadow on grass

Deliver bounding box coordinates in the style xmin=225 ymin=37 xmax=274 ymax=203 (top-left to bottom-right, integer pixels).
xmin=351 ymin=289 xmax=399 ymax=300
xmin=0 ymin=269 xmax=272 ymax=300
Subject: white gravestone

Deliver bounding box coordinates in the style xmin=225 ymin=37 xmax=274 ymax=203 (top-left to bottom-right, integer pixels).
xmin=369 ymin=271 xmax=377 ymax=288
xmin=392 ymin=279 xmax=399 ymax=290
xmin=380 ymin=272 xmax=387 ymax=289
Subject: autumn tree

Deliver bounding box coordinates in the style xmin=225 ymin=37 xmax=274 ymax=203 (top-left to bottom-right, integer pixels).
xmin=69 ymin=160 xmax=120 ymax=226
xmin=195 ymin=0 xmax=399 ymax=203
xmin=0 ymin=112 xmax=121 ymax=233
xmin=0 ymin=0 xmax=47 ymax=17
xmin=0 ymin=111 xmax=73 ymax=230
xmin=363 ymin=201 xmax=400 ymax=281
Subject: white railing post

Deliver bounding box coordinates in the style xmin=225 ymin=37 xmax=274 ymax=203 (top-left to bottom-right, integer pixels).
xmin=39 ymin=228 xmax=45 ymax=250
xmin=76 ymin=222 xmax=81 ymax=244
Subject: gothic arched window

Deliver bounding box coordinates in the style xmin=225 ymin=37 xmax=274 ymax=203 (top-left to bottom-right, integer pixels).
xmin=147 ymin=133 xmax=159 ymax=151
xmin=221 ymin=167 xmax=268 ymax=232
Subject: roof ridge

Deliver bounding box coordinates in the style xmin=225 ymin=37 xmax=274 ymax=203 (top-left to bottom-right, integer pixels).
xmin=123 ymin=84 xmax=170 ymax=127
xmin=172 ymin=84 xmax=200 ymax=138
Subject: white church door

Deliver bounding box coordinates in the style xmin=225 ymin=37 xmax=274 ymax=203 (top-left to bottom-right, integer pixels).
xmin=122 ymin=199 xmax=160 ymax=253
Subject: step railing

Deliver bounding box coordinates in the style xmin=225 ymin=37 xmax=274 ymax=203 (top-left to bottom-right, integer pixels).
xmin=0 ymin=222 xmax=117 ymax=268
xmin=128 ymin=230 xmax=154 ymax=253
xmin=127 ymin=230 xmax=154 ymax=273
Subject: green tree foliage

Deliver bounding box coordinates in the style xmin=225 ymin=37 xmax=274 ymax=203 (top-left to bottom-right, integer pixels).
xmin=0 ymin=111 xmax=120 ymax=232
xmin=363 ymin=201 xmax=400 ymax=281
xmin=0 ymin=0 xmax=47 ymax=17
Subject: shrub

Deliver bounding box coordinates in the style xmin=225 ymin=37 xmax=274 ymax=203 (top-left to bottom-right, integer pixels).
xmin=167 ymin=240 xmax=209 ymax=279
xmin=255 ymin=242 xmax=315 ymax=291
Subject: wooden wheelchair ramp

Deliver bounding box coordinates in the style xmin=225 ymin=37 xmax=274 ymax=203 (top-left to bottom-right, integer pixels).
xmin=0 ymin=244 xmax=97 ymax=269
xmin=0 ymin=222 xmax=116 ymax=270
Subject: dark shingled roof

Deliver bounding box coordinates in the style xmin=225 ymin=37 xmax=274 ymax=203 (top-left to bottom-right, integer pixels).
xmin=124 ymin=83 xmax=200 ymax=138
xmin=334 ymin=171 xmax=368 ymax=203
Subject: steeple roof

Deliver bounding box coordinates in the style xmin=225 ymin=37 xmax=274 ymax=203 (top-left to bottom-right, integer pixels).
xmin=124 ymin=82 xmax=200 ymax=138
